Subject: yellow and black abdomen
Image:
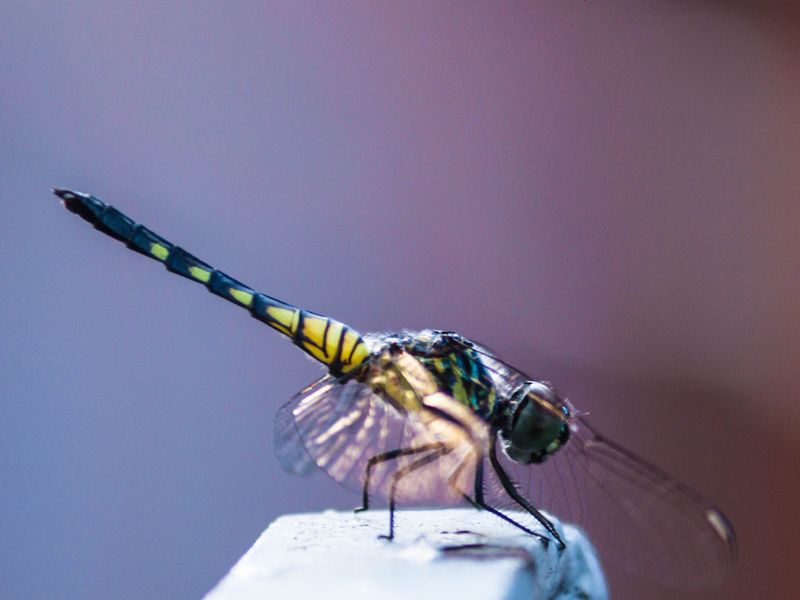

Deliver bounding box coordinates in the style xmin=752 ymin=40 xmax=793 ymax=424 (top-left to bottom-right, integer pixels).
xmin=55 ymin=188 xmax=369 ymax=376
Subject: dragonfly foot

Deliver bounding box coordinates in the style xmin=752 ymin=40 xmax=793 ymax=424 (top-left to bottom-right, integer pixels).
xmin=546 ymin=534 xmax=566 ymax=552
xmin=550 ymin=530 xmax=566 ymax=551
xmin=530 ymin=531 xmax=564 ymax=551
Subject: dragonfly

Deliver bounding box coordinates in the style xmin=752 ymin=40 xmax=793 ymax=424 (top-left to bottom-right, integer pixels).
xmin=54 ymin=188 xmax=736 ymax=587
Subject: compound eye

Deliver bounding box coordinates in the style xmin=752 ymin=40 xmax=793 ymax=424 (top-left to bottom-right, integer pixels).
xmin=509 ymin=383 xmax=564 ymax=455
xmin=559 ymin=422 xmax=570 ymax=445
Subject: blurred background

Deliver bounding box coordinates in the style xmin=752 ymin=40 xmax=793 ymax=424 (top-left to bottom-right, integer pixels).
xmin=2 ymin=1 xmax=798 ymax=598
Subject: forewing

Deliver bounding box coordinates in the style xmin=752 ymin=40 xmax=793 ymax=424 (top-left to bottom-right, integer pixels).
xmin=274 ymin=375 xmax=404 ymax=481
xmin=274 ymin=369 xmax=482 ymax=505
xmin=273 ymin=376 xmax=341 ymax=476
xmin=450 ymin=336 xmax=531 ymax=396
xmin=486 ymin=416 xmax=736 ymax=587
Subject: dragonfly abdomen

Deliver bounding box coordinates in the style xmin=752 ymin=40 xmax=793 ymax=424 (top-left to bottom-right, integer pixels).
xmin=54 ymin=188 xmax=369 ymax=375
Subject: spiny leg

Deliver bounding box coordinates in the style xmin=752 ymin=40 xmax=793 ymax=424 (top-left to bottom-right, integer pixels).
xmin=355 ymin=443 xmax=445 ymax=513
xmin=440 ymin=452 xmax=547 ymax=544
xmin=488 ymin=431 xmax=565 ymax=550
xmin=474 ymin=454 xmax=485 ymax=502
xmin=464 ymin=454 xmax=550 ymax=544
xmin=380 ymin=445 xmax=452 ymax=541
xmin=447 ymin=455 xmax=481 ymax=510
xmin=442 ymin=446 xmax=538 ymax=539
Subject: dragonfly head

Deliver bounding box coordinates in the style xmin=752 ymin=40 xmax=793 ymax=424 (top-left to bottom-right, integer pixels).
xmin=501 ymin=381 xmax=570 ymax=464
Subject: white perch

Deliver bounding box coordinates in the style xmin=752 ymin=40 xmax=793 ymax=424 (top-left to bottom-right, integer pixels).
xmin=205 ymin=508 xmax=608 ymax=600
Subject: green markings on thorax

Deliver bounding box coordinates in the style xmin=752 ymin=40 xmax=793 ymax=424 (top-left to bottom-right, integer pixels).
xmin=414 ymin=347 xmax=496 ymax=417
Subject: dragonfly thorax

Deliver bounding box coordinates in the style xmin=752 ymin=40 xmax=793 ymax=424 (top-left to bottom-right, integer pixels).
xmin=500 ymin=380 xmax=570 ymax=465
xmin=401 ymin=330 xmax=497 ymax=418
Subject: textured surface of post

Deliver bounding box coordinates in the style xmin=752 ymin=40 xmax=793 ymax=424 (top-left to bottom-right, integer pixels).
xmin=205 ymin=509 xmax=608 ymax=600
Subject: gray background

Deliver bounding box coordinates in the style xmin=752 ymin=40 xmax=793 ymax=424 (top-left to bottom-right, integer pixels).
xmin=2 ymin=1 xmax=798 ymax=598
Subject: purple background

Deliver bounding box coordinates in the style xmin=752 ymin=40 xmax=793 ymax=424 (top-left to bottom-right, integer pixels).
xmin=2 ymin=2 xmax=798 ymax=598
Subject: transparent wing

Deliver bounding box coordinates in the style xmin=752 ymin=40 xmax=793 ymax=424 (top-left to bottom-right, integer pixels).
xmin=273 ymin=375 xmax=352 ymax=477
xmin=485 ymin=416 xmax=736 ymax=588
xmin=449 ymin=335 xmax=735 ymax=585
xmin=274 ymin=357 xmax=487 ymax=505
xmin=446 ymin=335 xmax=531 ymax=396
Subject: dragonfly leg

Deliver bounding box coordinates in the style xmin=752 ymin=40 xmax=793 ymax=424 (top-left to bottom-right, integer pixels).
xmin=474 ymin=455 xmax=485 ymax=502
xmin=380 ymin=444 xmax=451 ymax=541
xmin=355 ymin=443 xmax=445 ymax=513
xmin=447 ymin=456 xmax=481 ymax=510
xmin=488 ymin=431 xmax=566 ymax=550
xmin=462 ymin=454 xmax=551 ymax=544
